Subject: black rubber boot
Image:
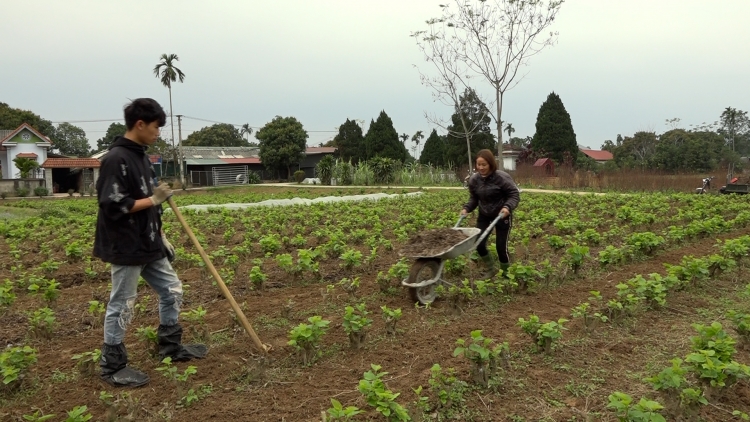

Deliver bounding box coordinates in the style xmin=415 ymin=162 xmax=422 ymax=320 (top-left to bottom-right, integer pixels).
xmin=158 ymin=324 xmax=208 ymax=362
xmin=100 ymin=343 xmax=149 ymax=387
xmin=480 ymin=254 xmax=497 ymax=279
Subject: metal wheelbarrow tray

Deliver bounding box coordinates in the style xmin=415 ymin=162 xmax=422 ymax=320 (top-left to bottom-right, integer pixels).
xmin=400 ymin=215 xmax=502 ymax=305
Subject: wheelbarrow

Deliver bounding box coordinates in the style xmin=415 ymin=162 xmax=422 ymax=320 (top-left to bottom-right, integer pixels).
xmin=400 ymin=214 xmax=504 ymax=305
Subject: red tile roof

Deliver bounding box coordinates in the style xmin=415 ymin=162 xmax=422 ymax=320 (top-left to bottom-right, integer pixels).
xmin=41 ymin=158 xmax=101 ymax=168
xmin=533 ymin=158 xmax=553 ymax=166
xmin=580 ymin=149 xmax=613 ymax=161
xmin=15 ymin=152 xmax=38 ymax=158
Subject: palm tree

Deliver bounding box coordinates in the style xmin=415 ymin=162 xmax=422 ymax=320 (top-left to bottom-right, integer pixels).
xmin=505 ymin=123 xmax=515 ymax=140
xmin=241 ymin=123 xmax=253 ymax=145
xmin=153 ymin=53 xmax=186 ymax=183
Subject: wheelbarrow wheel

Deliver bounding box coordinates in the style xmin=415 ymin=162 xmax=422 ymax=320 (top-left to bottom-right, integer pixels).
xmin=407 ymin=258 xmax=441 ymax=306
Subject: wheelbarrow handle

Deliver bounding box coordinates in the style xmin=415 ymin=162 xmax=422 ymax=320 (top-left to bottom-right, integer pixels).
xmin=474 ymin=214 xmax=504 ymax=246
xmin=454 ymin=214 xmax=467 ymax=228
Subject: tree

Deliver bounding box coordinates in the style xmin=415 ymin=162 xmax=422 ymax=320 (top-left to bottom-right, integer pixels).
xmin=95 ymin=122 xmax=126 ymax=152
xmin=508 ymin=136 xmax=530 ymax=149
xmin=443 ymin=88 xmax=496 ymax=168
xmin=611 ymin=131 xmax=658 ymax=169
xmin=362 ymin=111 xmax=408 ymax=162
xmin=256 ymin=116 xmax=308 ymax=179
xmin=419 ymin=129 xmax=446 ymax=166
xmin=184 ymin=123 xmax=248 ymax=147
xmin=424 ymin=0 xmax=563 ymax=161
xmin=412 ymin=14 xmax=483 ymax=171
xmin=153 ymin=53 xmax=186 ymax=183
xmin=505 ymin=123 xmax=515 ymax=139
xmin=719 ymin=107 xmax=750 ymax=179
xmin=53 ymin=122 xmax=91 ymax=156
xmin=13 ymin=157 xmax=39 ymax=179
xmin=0 ymin=102 xmax=56 ymax=139
xmin=530 ymin=92 xmax=577 ymax=165
xmin=410 ymin=130 xmax=425 ymax=159
xmin=241 ymin=123 xmax=254 ymax=142
xmin=333 ymin=119 xmax=365 ymax=163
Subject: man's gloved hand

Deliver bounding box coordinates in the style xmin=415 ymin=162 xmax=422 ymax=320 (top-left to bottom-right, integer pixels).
xmin=162 ymin=234 xmax=175 ymax=262
xmin=149 ymin=182 xmax=173 ymax=206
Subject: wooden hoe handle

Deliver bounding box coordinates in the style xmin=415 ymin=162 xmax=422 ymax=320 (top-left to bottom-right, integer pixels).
xmin=167 ymin=197 xmax=268 ymax=354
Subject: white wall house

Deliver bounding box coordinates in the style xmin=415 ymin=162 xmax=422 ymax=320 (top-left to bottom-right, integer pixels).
xmin=0 ymin=124 xmax=52 ymax=179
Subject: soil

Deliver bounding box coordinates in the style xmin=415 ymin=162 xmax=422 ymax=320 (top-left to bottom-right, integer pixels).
xmin=399 ymin=228 xmax=468 ymax=257
xmin=2 ymin=191 xmax=750 ymax=421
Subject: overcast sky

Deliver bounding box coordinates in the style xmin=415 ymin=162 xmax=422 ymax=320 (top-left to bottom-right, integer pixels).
xmin=1 ymin=0 xmax=748 ymax=154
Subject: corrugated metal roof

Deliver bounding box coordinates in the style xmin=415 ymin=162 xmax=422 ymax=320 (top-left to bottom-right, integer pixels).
xmin=185 ymin=158 xmax=227 ymax=165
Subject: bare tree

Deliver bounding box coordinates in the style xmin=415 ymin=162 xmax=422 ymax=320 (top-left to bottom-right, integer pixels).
xmin=412 ymin=16 xmax=491 ymax=172
xmin=437 ymin=0 xmax=563 ymax=163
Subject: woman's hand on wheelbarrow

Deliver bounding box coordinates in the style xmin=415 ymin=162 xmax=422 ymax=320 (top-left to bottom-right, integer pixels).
xmin=460 ymin=208 xmax=468 ymax=217
xmin=499 ymin=207 xmax=510 ymax=219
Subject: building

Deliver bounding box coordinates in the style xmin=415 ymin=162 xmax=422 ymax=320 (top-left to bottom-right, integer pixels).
xmin=0 ymin=123 xmax=52 ymax=180
xmin=579 ymin=148 xmax=614 ymax=165
xmin=501 ymin=145 xmax=524 ymax=171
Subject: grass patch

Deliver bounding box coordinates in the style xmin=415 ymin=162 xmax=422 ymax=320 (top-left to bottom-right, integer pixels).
xmin=0 ymin=206 xmax=39 ymax=220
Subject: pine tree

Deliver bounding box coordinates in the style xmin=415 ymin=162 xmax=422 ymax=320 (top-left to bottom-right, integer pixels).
xmin=333 ymin=119 xmax=364 ymax=163
xmin=362 ymin=111 xmax=408 ymax=161
xmin=530 ymin=92 xmax=577 ymax=165
xmin=443 ymin=88 xmax=496 ymax=168
xmin=419 ymin=129 xmax=446 ymax=166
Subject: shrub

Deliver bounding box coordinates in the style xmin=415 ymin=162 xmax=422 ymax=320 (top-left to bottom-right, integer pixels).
xmin=16 ymin=187 xmax=29 ymax=197
xmin=293 ymin=170 xmax=306 ymax=183
xmin=34 ymin=186 xmax=49 ymax=197
xmin=0 ymin=345 xmax=37 ymax=392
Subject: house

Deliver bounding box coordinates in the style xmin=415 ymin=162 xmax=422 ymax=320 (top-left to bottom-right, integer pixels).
xmin=533 ymin=158 xmax=555 ymax=175
xmin=40 ymin=157 xmax=101 ymax=194
xmin=0 ymin=123 xmax=52 ymax=180
xmin=501 ymin=145 xmax=524 ymax=171
xmin=579 ymin=148 xmax=614 ymax=165
xmin=180 ymin=146 xmax=337 ymax=185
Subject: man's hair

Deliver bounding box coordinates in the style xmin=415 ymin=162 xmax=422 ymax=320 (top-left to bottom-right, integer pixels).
xmin=123 ymin=98 xmax=167 ymax=130
xmin=476 ymin=149 xmax=498 ymax=173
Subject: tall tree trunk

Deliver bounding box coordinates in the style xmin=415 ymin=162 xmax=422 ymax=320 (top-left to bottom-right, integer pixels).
xmin=496 ymin=89 xmax=504 ymax=170
xmin=168 ymin=87 xmax=181 ymax=185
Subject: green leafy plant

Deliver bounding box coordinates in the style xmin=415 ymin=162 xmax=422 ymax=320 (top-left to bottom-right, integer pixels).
xmin=343 ymin=303 xmax=372 ymax=349
xmin=564 ymin=243 xmax=589 ymax=274
xmin=326 ymin=398 xmax=363 ymax=421
xmin=28 ymin=307 xmax=56 ymax=339
xmin=64 ymin=405 xmax=93 ymax=422
xmin=571 ymin=302 xmax=608 ymax=332
xmin=0 ymin=279 xmax=16 ymax=308
xmin=0 ymin=345 xmax=37 ymax=391
xmin=288 ymin=316 xmax=330 ymax=365
xmin=518 ymin=315 xmax=568 ymax=353
xmin=357 ymin=364 xmax=411 ymax=421
xmin=727 ymin=310 xmax=750 ymax=344
xmin=607 ymin=392 xmax=666 ymax=422
xmin=71 ymin=349 xmax=102 ymax=376
xmin=85 ymin=300 xmax=105 ymax=328
xmin=453 ymin=330 xmax=508 ymax=388
xmin=249 ymin=266 xmax=267 ymax=291
xmin=339 ymin=248 xmax=363 ymax=269
xmin=338 ymin=277 xmax=360 ymax=298
xmin=22 ymin=410 xmax=56 ymax=422
xmin=181 ymin=305 xmax=209 ymax=342
xmin=381 ymin=305 xmax=402 ymax=336
xmin=135 ymin=326 xmax=159 ymax=357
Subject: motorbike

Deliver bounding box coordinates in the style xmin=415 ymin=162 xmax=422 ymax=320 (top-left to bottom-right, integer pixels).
xmin=695 ymin=176 xmax=714 ymax=194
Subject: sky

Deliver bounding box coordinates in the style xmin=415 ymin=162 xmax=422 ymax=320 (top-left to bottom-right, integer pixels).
xmin=1 ymin=0 xmax=749 ymax=155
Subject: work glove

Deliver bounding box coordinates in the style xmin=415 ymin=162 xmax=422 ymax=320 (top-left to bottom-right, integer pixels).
xmin=162 ymin=234 xmax=175 ymax=262
xmin=149 ymin=182 xmax=172 ymax=206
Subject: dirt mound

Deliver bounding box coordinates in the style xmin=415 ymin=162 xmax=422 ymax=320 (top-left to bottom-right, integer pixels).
xmin=400 ymin=228 xmax=468 ymax=257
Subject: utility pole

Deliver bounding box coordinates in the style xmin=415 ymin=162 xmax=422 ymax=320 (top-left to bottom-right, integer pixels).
xmin=177 ymin=114 xmax=185 ymax=186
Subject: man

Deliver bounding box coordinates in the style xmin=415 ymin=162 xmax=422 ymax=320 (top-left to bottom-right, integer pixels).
xmin=94 ymin=98 xmax=207 ymax=387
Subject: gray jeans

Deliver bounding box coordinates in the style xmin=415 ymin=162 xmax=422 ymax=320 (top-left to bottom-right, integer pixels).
xmin=104 ymin=258 xmax=183 ymax=345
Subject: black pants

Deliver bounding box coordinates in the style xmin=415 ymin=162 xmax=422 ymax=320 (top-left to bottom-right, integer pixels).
xmin=476 ymin=213 xmax=513 ymax=263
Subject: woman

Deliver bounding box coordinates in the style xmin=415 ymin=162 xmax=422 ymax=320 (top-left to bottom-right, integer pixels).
xmin=460 ymin=149 xmax=521 ymax=278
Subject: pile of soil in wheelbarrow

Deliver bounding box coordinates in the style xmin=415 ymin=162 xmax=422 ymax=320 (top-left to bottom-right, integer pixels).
xmin=400 ymin=228 xmax=468 ymax=257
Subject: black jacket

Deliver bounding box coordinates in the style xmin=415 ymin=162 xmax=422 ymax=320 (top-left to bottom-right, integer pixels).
xmin=463 ymin=170 xmax=521 ymax=217
xmin=93 ymin=136 xmax=166 ymax=265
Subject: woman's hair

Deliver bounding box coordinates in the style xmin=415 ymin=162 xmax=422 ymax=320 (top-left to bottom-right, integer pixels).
xmin=475 ymin=149 xmax=498 ymax=173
